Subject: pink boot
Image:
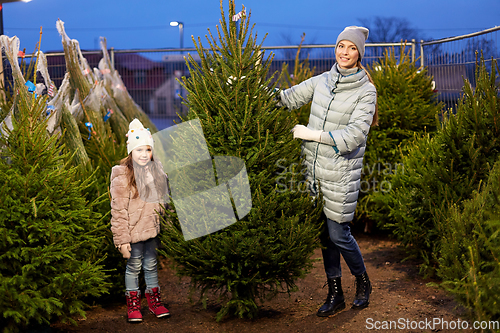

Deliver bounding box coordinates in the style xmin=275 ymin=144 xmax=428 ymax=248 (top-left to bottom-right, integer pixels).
xmin=125 ymin=290 xmax=143 ymax=323
xmin=145 ymin=287 xmax=170 ymax=318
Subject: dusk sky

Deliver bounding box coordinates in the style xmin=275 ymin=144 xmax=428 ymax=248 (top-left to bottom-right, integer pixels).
xmin=2 ymin=0 xmax=499 ymax=54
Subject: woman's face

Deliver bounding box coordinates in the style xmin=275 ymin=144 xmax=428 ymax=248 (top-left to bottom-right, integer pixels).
xmin=131 ymin=145 xmax=153 ymax=166
xmin=335 ymin=40 xmax=359 ymax=69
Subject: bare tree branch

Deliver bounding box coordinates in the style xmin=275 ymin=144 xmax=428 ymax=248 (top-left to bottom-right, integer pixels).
xmin=358 ymin=16 xmax=424 ymax=42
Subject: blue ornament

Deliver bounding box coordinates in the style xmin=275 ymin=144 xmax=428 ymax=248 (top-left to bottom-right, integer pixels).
xmin=46 ymin=105 xmax=55 ymax=116
xmin=85 ymin=122 xmax=93 ymax=140
xmin=25 ymin=80 xmax=36 ymax=93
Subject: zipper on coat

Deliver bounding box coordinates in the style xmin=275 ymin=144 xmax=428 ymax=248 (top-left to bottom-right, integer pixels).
xmin=311 ymin=72 xmax=339 ymax=194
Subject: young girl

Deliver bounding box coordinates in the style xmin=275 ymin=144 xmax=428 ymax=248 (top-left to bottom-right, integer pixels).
xmin=110 ymin=118 xmax=170 ymax=323
xmin=278 ymin=26 xmax=377 ymax=317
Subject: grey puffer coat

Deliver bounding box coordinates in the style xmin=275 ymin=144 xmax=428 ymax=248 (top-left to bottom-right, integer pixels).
xmin=280 ymin=64 xmax=376 ymax=222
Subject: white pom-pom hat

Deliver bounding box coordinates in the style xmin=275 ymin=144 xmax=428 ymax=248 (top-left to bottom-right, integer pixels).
xmin=126 ymin=118 xmax=154 ymax=154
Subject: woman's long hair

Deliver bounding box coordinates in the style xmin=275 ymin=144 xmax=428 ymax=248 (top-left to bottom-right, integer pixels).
xmin=120 ymin=153 xmax=168 ymax=201
xmin=357 ymin=60 xmax=379 ymax=127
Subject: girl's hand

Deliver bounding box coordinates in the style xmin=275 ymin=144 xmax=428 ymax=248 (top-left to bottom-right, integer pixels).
xmin=118 ymin=243 xmax=131 ymax=259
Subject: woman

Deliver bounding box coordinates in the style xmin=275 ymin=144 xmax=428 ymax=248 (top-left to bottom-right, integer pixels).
xmin=278 ymin=26 xmax=378 ymax=317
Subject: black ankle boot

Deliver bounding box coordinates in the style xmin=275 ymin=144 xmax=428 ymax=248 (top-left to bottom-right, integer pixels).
xmin=317 ymin=277 xmax=345 ymax=317
xmin=352 ymin=271 xmax=372 ymax=309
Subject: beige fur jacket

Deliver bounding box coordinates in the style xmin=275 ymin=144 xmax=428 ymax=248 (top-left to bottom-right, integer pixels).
xmin=109 ymin=165 xmax=166 ymax=246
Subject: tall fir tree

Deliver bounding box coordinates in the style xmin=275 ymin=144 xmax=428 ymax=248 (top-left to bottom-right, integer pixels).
xmin=372 ymin=55 xmax=500 ymax=272
xmin=0 ymin=69 xmax=109 ymax=332
xmin=159 ymin=0 xmax=323 ymax=321
xmin=357 ymin=46 xmax=442 ymax=229
xmin=279 ymin=33 xmax=315 ymax=126
xmin=437 ymin=156 xmax=500 ymax=323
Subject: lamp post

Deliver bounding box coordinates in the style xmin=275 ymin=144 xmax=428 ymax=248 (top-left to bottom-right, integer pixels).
xmin=169 ymin=21 xmax=184 ymax=51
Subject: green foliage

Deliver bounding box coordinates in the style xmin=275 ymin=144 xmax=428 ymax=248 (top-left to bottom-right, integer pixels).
xmin=159 ymin=0 xmax=323 ymax=321
xmin=0 ymin=88 xmax=109 ymax=332
xmin=77 ymin=129 xmax=128 ymax=298
xmin=279 ymin=33 xmax=315 ymax=125
xmin=437 ymin=157 xmax=500 ymax=325
xmin=356 ymin=45 xmax=443 ymax=225
xmin=372 ymin=56 xmax=500 ymax=271
xmin=1 ymin=28 xmax=159 ymax=311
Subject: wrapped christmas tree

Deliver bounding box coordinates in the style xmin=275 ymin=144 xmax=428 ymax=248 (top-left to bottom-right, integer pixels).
xmin=0 ymin=35 xmax=30 ymax=133
xmin=159 ymin=0 xmax=323 ymax=321
xmin=57 ymin=19 xmax=107 ymax=140
xmin=99 ymin=37 xmax=157 ymax=133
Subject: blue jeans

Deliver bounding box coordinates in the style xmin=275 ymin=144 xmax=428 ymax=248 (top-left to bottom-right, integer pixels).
xmin=322 ymin=218 xmax=366 ymax=278
xmin=125 ymin=237 xmax=159 ymax=291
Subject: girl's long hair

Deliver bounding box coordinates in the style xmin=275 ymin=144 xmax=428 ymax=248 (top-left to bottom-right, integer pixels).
xmin=120 ymin=153 xmax=168 ymax=201
xmin=357 ymin=60 xmax=379 ymax=127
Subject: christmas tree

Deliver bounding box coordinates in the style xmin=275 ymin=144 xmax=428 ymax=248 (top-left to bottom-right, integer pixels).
xmin=437 ymin=156 xmax=500 ymax=323
xmin=279 ymin=33 xmax=315 ymax=126
xmin=357 ymin=45 xmax=442 ymax=230
xmin=376 ymin=55 xmax=500 ymax=271
xmin=159 ymin=0 xmax=323 ymax=321
xmin=0 ymin=58 xmax=109 ymax=331
xmin=0 ymin=24 xmax=161 ymax=302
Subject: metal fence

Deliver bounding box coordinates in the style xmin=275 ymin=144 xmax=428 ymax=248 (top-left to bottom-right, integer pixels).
xmin=2 ymin=27 xmax=499 ymax=129
xmin=420 ymin=26 xmax=500 ymax=110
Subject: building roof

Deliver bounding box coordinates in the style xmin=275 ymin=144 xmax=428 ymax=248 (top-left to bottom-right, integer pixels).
xmin=115 ymin=53 xmax=161 ymax=71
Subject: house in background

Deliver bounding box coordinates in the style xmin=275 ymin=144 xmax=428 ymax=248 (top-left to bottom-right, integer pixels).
xmin=149 ymin=69 xmax=184 ymax=118
xmin=114 ymin=53 xmax=167 ymax=115
xmin=148 ymin=54 xmax=198 ymax=119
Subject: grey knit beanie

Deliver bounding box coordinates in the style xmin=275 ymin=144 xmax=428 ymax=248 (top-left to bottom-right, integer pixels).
xmin=336 ymin=26 xmax=369 ymax=60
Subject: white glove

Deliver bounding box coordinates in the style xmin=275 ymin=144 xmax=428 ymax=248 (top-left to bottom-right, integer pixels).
xmin=118 ymin=243 xmax=131 ymax=259
xmin=275 ymin=89 xmax=285 ymax=107
xmin=292 ymin=125 xmax=322 ymax=142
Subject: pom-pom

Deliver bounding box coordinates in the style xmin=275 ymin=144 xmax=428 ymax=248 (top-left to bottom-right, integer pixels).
xmin=128 ymin=118 xmax=144 ymax=130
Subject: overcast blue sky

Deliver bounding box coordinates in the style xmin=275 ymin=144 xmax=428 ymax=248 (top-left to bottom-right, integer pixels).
xmin=3 ymin=0 xmax=499 ymax=53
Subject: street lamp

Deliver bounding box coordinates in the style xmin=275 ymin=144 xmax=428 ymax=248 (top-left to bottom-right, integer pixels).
xmin=169 ymin=21 xmax=184 ymax=51
xmin=0 ymin=0 xmax=32 ymax=35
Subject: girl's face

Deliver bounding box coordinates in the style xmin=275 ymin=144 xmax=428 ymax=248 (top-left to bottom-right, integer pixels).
xmin=335 ymin=40 xmax=359 ymax=69
xmin=131 ymin=145 xmax=153 ymax=166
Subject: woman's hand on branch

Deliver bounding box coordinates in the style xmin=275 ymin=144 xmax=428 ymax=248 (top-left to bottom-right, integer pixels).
xmin=292 ymin=125 xmax=322 ymax=142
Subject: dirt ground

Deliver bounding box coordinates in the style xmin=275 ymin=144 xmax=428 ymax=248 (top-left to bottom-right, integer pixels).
xmin=52 ymin=231 xmax=468 ymax=333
